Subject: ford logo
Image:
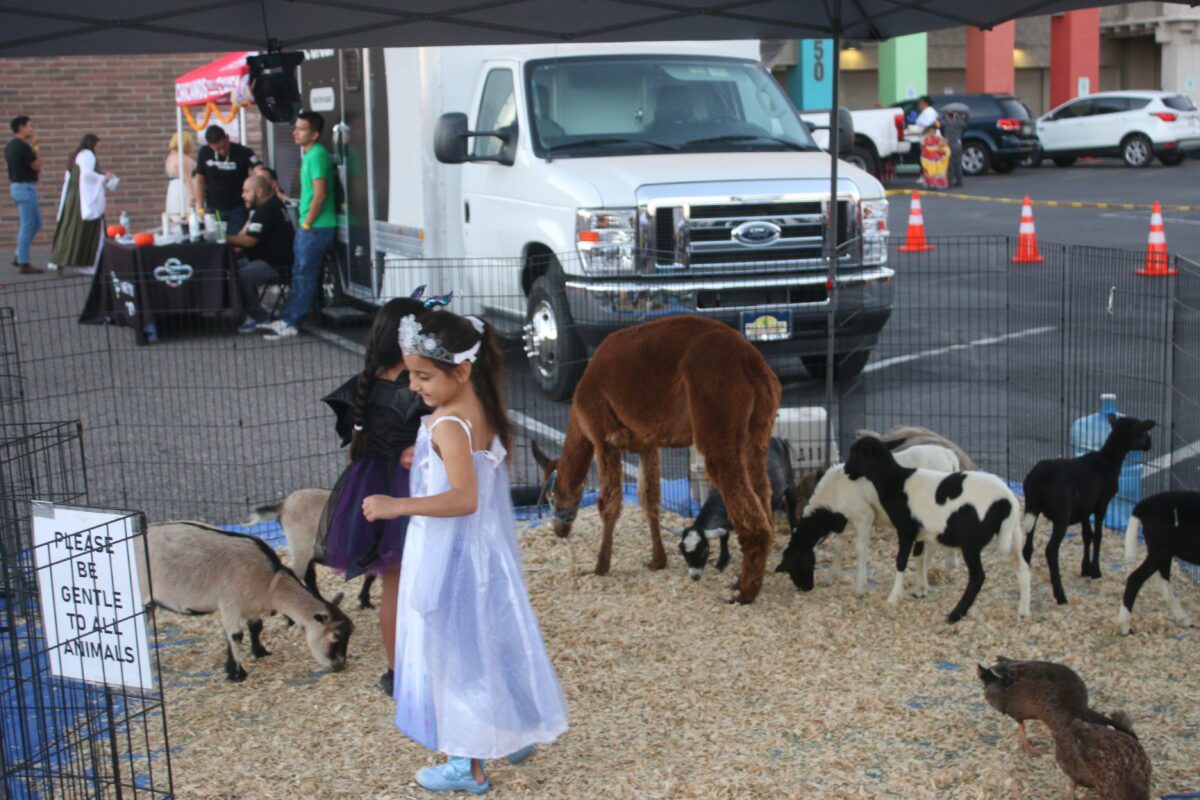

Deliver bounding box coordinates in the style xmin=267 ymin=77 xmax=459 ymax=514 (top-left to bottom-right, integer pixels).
xmin=731 ymin=220 xmax=782 ymax=247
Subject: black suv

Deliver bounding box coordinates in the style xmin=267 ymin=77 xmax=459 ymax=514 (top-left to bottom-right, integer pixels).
xmin=898 ymin=93 xmax=1039 ymax=175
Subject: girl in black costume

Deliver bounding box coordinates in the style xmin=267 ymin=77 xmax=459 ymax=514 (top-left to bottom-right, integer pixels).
xmin=320 ymin=287 xmax=449 ymax=693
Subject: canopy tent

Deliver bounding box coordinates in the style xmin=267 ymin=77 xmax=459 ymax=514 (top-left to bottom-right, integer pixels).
xmin=0 ymin=1 xmax=1175 ymax=57
xmin=170 ymin=51 xmax=255 ymax=218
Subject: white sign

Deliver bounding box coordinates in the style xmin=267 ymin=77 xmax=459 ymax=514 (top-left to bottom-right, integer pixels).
xmin=32 ymin=503 xmax=154 ymax=689
xmin=1077 ymin=76 xmax=1091 ymax=97
xmin=1187 ymin=76 xmax=1196 ymax=92
xmin=905 ymin=85 xmax=917 ymax=99
xmin=309 ymin=86 xmax=336 ymax=112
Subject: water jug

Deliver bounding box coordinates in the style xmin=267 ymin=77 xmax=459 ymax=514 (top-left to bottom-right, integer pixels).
xmin=1069 ymin=393 xmax=1142 ymax=530
xmin=119 ymin=210 xmax=131 ymax=231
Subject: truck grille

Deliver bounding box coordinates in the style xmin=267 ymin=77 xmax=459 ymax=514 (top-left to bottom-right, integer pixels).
xmin=649 ymin=200 xmax=854 ymax=269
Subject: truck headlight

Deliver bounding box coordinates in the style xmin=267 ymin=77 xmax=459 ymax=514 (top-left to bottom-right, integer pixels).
xmin=576 ymin=208 xmax=636 ymax=274
xmin=860 ymin=198 xmax=889 ymax=265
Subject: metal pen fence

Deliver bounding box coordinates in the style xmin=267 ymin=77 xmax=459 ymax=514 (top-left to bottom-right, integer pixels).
xmin=0 ymin=237 xmax=1196 ymax=529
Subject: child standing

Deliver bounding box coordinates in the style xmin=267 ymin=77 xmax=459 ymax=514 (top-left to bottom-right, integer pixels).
xmin=320 ymin=290 xmax=448 ymax=695
xmin=363 ymin=311 xmax=567 ymax=794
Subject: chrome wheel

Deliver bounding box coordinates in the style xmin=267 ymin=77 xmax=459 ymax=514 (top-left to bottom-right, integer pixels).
xmin=1123 ymin=136 xmax=1151 ymax=167
xmin=524 ymin=299 xmax=560 ymax=383
xmin=962 ymin=145 xmax=987 ymax=175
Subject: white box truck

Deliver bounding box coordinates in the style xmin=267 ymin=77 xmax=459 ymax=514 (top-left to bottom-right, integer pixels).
xmin=281 ymin=42 xmax=894 ymax=399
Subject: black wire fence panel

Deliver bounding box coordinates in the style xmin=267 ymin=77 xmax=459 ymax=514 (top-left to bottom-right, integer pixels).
xmin=0 ymin=238 xmax=1197 ymax=526
xmin=0 ymin=421 xmax=174 ymax=799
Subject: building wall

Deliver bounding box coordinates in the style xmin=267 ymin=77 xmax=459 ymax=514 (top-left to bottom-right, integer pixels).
xmin=0 ymin=54 xmax=264 ymax=250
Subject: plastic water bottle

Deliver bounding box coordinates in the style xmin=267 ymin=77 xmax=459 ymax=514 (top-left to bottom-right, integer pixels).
xmin=1069 ymin=393 xmax=1143 ymax=529
xmin=119 ymin=210 xmax=131 ymax=231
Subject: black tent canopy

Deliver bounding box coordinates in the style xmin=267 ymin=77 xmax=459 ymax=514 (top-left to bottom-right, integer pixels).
xmin=0 ymin=1 xmax=1172 ymax=58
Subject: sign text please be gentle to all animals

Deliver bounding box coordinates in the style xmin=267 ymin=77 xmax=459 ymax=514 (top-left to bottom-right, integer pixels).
xmin=31 ymin=503 xmax=154 ymax=689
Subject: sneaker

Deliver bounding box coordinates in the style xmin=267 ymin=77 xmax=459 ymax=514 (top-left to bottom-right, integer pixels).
xmin=505 ymin=745 xmax=535 ymax=765
xmin=238 ymin=318 xmax=261 ymax=334
xmin=255 ymin=318 xmax=281 ymax=332
xmin=17 ymin=264 xmax=43 ymax=274
xmin=415 ymin=758 xmax=489 ymax=794
xmin=379 ymin=669 xmax=394 ymax=697
xmin=263 ymin=322 xmax=299 ymax=341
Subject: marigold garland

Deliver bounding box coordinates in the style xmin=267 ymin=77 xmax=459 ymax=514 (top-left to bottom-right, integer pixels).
xmin=182 ymin=100 xmax=250 ymax=131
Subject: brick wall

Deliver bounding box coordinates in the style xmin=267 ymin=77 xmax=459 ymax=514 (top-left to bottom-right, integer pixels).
xmin=0 ymin=54 xmax=264 ymax=250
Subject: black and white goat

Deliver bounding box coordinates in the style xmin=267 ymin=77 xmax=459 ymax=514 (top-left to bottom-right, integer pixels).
xmin=250 ymin=489 xmax=377 ymax=610
xmin=776 ymin=444 xmax=962 ymax=597
xmin=666 ymin=437 xmax=797 ymax=580
xmin=841 ymin=436 xmax=1031 ymax=623
xmin=1021 ymin=414 xmax=1155 ymax=605
xmin=1119 ymin=491 xmax=1200 ymax=634
xmin=139 ymin=522 xmax=354 ymax=681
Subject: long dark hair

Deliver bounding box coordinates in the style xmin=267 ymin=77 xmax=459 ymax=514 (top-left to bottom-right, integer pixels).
xmin=349 ymin=297 xmax=428 ymax=461
xmin=417 ymin=311 xmax=511 ymax=456
xmin=70 ymin=133 xmax=100 ymax=168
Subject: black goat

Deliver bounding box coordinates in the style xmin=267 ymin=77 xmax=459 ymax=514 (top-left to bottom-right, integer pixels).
xmin=668 ymin=437 xmax=798 ymax=580
xmin=1119 ymin=490 xmax=1200 ymax=634
xmin=1021 ymin=415 xmax=1154 ymax=605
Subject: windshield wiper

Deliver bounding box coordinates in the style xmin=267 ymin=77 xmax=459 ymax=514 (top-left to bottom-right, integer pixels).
xmin=547 ymin=137 xmax=678 ymax=153
xmin=681 ymin=134 xmax=814 ymax=151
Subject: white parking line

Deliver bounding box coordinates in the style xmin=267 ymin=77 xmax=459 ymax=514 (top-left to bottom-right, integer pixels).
xmin=1142 ymin=440 xmax=1200 ymax=477
xmin=863 ymin=325 xmax=1056 ymax=374
xmin=510 ymin=411 xmax=641 ymax=481
xmin=1100 ymin=211 xmax=1200 ymax=226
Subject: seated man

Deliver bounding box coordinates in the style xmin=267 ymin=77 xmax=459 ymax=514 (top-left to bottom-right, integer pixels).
xmin=647 ymin=83 xmax=696 ymax=135
xmin=226 ymin=175 xmax=294 ymax=333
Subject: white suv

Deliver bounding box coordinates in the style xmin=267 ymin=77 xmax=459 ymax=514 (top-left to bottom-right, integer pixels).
xmin=1033 ymin=90 xmax=1200 ymax=167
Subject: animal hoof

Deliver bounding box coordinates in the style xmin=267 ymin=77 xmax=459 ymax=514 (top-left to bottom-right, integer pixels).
xmin=227 ymin=669 xmax=248 ymax=682
xmin=252 ymin=648 xmax=271 ymax=659
xmin=358 ymin=600 xmax=375 ymax=610
xmin=1055 ymin=596 xmax=1069 ymax=606
xmin=946 ymin=611 xmax=964 ymax=624
xmin=646 ymin=558 xmax=667 ymax=571
xmin=729 ymin=592 xmax=755 ymax=605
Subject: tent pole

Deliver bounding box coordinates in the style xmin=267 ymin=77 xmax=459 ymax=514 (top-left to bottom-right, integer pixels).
xmin=177 ymin=106 xmax=185 ymax=218
xmin=239 ymin=105 xmax=247 ymax=146
xmin=823 ymin=23 xmax=842 ymax=469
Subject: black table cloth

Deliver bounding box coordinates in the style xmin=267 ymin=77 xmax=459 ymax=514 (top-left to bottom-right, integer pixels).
xmin=79 ymin=239 xmax=242 ymax=344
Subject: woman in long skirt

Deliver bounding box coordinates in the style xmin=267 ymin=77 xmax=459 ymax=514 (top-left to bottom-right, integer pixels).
xmin=49 ymin=133 xmax=111 ymax=272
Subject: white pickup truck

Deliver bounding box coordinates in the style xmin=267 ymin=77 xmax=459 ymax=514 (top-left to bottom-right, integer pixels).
xmin=799 ymin=107 xmax=910 ymax=177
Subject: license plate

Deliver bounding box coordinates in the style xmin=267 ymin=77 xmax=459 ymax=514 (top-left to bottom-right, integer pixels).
xmin=742 ymin=310 xmax=791 ymax=342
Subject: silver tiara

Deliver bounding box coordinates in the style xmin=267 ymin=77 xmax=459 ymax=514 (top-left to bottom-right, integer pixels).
xmin=399 ymin=314 xmax=482 ymax=365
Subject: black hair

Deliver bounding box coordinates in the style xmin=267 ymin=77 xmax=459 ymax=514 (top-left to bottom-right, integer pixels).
xmin=349 ymin=297 xmax=429 ymax=461
xmin=297 ymin=111 xmax=325 ymax=136
xmin=414 ymin=312 xmax=511 ymax=456
xmin=70 ymin=133 xmax=100 ymax=168
xmin=205 ymin=125 xmax=228 ymax=144
xmin=919 ymin=95 xmax=933 ymax=106
xmin=10 ymin=116 xmax=30 ymax=134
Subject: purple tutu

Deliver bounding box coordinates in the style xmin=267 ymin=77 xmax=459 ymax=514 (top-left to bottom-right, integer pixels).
xmin=320 ymin=457 xmax=410 ymax=575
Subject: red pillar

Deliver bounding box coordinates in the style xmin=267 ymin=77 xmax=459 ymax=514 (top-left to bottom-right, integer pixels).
xmin=966 ymin=22 xmax=1015 ymax=94
xmin=1050 ymin=9 xmax=1100 ymax=108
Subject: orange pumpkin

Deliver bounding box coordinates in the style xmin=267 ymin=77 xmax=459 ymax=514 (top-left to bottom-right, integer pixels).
xmin=132 ymin=232 xmax=155 ymax=247
xmin=106 ymin=224 xmax=126 ymax=238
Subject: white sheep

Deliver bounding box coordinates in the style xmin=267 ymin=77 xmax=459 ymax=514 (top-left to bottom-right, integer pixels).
xmin=138 ymin=521 xmax=354 ymax=681
xmin=842 ymin=437 xmax=1031 ymax=623
xmin=776 ymin=444 xmax=962 ymax=597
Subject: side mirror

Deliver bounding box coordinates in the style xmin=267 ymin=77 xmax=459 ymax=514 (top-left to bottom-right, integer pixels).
xmin=434 ymin=112 xmax=518 ymax=167
xmin=835 ymin=106 xmax=855 ymax=154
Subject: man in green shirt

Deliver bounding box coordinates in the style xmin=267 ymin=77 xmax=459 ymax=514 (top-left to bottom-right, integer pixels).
xmin=262 ymin=110 xmax=336 ymax=339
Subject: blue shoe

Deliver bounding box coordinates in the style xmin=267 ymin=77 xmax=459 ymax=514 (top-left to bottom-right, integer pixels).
xmin=415 ymin=757 xmax=489 ymax=794
xmin=505 ymin=745 xmax=535 ymax=765
xmin=237 ymin=317 xmax=261 ymax=334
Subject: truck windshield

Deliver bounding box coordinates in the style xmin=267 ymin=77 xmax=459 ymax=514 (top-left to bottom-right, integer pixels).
xmin=526 ymin=56 xmax=818 ymax=158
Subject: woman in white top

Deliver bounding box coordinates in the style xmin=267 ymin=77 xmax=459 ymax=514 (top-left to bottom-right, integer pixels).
xmin=165 ymin=132 xmax=197 ymax=216
xmin=49 ymin=133 xmax=113 ymax=272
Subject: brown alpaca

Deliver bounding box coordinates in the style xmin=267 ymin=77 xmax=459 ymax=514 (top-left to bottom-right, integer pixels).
xmin=532 ymin=316 xmax=782 ymax=604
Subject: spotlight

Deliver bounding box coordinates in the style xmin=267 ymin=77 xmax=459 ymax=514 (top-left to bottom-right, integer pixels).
xmin=247 ymin=48 xmax=306 ymax=124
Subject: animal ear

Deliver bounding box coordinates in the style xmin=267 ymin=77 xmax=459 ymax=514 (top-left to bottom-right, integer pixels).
xmin=329 ymin=591 xmax=345 ymax=608
xmin=1107 ymin=413 xmax=1119 ymax=427
xmin=1136 ymin=419 xmax=1156 ymax=433
xmin=530 ymin=441 xmax=552 ymax=470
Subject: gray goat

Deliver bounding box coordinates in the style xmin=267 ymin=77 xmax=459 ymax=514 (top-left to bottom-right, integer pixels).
xmin=250 ymin=489 xmax=377 ymax=610
xmin=854 ymin=425 xmax=978 ymax=471
xmin=139 ymin=522 xmax=353 ymax=681
xmin=667 ymin=437 xmax=798 ymax=580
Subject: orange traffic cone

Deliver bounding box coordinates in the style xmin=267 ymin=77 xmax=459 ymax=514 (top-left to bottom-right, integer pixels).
xmin=1011 ymin=195 xmax=1044 ymax=264
xmin=1135 ymin=201 xmax=1177 ymax=276
xmin=898 ymin=192 xmax=934 ymax=253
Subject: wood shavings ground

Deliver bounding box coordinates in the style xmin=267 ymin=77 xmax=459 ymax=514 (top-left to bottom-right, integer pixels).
xmin=150 ymin=511 xmax=1199 ymax=799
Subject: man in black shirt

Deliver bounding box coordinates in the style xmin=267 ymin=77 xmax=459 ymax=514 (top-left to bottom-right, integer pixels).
xmin=6 ymin=115 xmax=44 ymax=273
xmin=193 ymin=124 xmax=259 ymax=233
xmin=227 ymin=175 xmax=294 ymax=333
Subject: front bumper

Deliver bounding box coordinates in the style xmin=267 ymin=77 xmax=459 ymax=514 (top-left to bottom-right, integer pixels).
xmin=563 ymin=266 xmax=895 ymax=353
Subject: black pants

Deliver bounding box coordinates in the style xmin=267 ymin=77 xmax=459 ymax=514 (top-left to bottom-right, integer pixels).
xmin=948 ymin=140 xmax=964 ymax=187
xmin=237 ymin=257 xmax=281 ymax=322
